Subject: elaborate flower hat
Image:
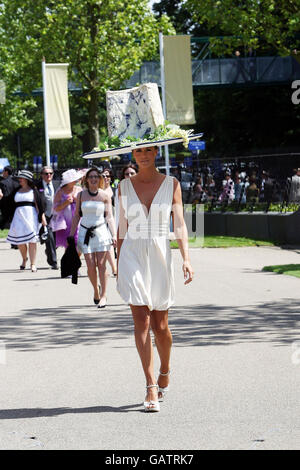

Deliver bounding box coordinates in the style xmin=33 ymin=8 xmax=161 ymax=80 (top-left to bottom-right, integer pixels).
xmin=60 ymin=169 xmax=81 ymax=187
xmin=82 ymin=83 xmax=203 ymax=160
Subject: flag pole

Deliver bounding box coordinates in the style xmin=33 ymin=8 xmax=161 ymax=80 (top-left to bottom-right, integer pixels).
xmin=42 ymin=57 xmax=51 ymax=167
xmin=159 ymin=32 xmax=170 ymax=176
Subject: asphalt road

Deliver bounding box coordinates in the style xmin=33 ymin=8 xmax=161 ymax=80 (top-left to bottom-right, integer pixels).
xmin=0 ymin=240 xmax=300 ymax=450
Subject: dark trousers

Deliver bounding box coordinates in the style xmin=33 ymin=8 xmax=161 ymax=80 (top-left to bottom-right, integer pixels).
xmin=45 ymin=216 xmax=57 ymax=266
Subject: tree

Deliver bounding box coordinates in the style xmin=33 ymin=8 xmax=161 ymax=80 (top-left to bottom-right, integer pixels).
xmin=186 ymin=0 xmax=300 ymax=55
xmin=0 ymin=0 xmax=174 ymax=152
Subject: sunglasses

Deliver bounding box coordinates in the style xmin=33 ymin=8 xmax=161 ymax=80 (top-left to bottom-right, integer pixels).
xmin=43 ymin=172 xmax=53 ymax=176
xmin=103 ymin=174 xmax=111 ymax=178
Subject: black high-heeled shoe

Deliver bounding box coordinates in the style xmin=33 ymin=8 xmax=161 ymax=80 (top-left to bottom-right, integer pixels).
xmin=20 ymin=257 xmax=28 ymax=270
xmin=94 ymin=285 xmax=101 ymax=305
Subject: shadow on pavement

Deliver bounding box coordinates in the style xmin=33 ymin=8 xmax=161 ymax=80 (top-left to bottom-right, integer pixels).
xmin=0 ymin=299 xmax=299 ymax=351
xmin=0 ymin=403 xmax=142 ymax=420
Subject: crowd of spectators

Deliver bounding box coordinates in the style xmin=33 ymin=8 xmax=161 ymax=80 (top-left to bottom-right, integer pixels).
xmin=2 ymin=162 xmax=300 ymax=216
xmin=169 ymin=164 xmax=300 ymax=208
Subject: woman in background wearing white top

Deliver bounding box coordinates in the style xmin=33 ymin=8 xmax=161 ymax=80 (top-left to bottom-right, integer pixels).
xmin=70 ymin=167 xmax=117 ymax=308
xmin=4 ymin=170 xmax=47 ymax=272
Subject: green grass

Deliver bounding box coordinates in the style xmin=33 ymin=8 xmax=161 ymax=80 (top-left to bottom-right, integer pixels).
xmin=171 ymin=235 xmax=276 ymax=248
xmin=0 ymin=229 xmax=8 ymax=238
xmin=262 ymin=264 xmax=300 ymax=279
xmin=0 ymin=229 xmax=276 ymax=249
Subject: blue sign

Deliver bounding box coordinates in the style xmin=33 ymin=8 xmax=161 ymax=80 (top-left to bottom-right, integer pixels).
xmin=50 ymin=154 xmax=58 ymax=169
xmin=188 ymin=140 xmax=205 ymax=151
xmin=184 ymin=156 xmax=193 ymax=168
xmin=0 ymin=158 xmax=10 ymax=172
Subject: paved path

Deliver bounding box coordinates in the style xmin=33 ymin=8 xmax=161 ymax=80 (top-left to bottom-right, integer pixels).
xmin=0 ymin=240 xmax=300 ymax=450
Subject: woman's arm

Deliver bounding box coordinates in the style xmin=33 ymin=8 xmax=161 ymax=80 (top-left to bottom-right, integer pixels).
xmin=34 ymin=189 xmax=47 ymax=225
xmin=53 ymin=188 xmax=72 ymax=212
xmin=104 ymin=194 xmax=117 ymax=247
xmin=172 ymin=178 xmax=194 ymax=284
xmin=69 ymin=190 xmax=82 ymax=237
xmin=116 ymin=184 xmax=128 ymax=271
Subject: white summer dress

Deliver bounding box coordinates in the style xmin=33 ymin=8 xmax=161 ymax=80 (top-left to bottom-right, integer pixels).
xmin=77 ymin=200 xmax=112 ymax=254
xmin=7 ymin=190 xmax=39 ymax=245
xmin=117 ymin=175 xmax=175 ymax=311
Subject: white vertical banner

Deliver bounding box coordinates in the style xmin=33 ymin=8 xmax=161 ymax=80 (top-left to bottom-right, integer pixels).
xmin=163 ymin=35 xmax=195 ymax=125
xmin=44 ymin=63 xmax=72 ymax=139
xmin=42 ymin=61 xmax=72 ymax=166
xmin=0 ymin=80 xmax=6 ymax=105
xmin=159 ymin=32 xmax=170 ymax=176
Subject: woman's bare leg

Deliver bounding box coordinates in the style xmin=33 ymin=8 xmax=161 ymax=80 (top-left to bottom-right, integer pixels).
xmin=131 ymin=305 xmax=158 ymax=403
xmin=28 ymin=243 xmax=37 ymax=268
xmin=85 ymin=253 xmax=99 ymax=300
xmin=18 ymin=244 xmax=27 ymax=267
xmin=150 ymin=310 xmax=172 ymax=394
xmin=96 ymin=251 xmax=108 ymax=302
xmin=106 ymin=247 xmax=117 ymax=275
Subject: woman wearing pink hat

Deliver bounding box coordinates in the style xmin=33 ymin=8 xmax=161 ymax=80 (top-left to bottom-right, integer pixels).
xmin=50 ymin=169 xmax=82 ymax=250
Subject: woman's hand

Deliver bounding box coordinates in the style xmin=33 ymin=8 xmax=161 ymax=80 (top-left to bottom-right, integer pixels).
xmin=111 ymin=238 xmax=117 ymax=248
xmin=183 ymin=260 xmax=194 ymax=285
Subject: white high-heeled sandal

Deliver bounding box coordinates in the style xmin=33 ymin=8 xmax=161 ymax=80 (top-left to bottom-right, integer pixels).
xmin=144 ymin=384 xmax=160 ymax=412
xmin=158 ymin=370 xmax=171 ymax=402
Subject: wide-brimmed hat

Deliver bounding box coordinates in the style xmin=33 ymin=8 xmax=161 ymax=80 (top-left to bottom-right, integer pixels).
xmin=82 ymin=131 xmax=203 ymax=160
xmin=18 ymin=170 xmax=34 ymax=182
xmin=82 ymin=83 xmax=203 ymax=160
xmin=60 ymin=169 xmax=81 ymax=187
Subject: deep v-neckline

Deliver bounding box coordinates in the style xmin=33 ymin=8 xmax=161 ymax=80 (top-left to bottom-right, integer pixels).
xmin=129 ymin=176 xmax=167 ymax=219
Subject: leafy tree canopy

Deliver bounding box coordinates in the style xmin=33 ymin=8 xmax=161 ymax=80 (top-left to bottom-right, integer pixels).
xmin=0 ymin=0 xmax=174 ymax=150
xmin=185 ymin=0 xmax=300 ymax=55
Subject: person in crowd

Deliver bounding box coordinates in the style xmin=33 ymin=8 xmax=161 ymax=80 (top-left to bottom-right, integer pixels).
xmin=219 ymin=171 xmax=234 ymax=203
xmin=246 ymin=176 xmax=260 ymax=204
xmin=189 ymin=176 xmax=204 ymax=203
xmin=50 ymin=169 xmax=82 ymax=250
xmin=69 ymin=167 xmax=116 ymax=308
xmin=289 ymin=168 xmax=300 ymax=203
xmin=205 ymin=174 xmax=216 ymax=201
xmin=114 ymin=163 xmax=138 ymax=229
xmin=0 ymin=166 xmax=20 ymax=241
xmin=101 ymin=168 xmax=117 ymax=277
xmin=260 ymin=170 xmax=274 ymax=204
xmin=117 ymin=145 xmax=194 ymax=412
xmin=36 ymin=166 xmax=60 ymax=269
xmin=234 ymin=174 xmax=247 ymax=204
xmin=3 ymin=170 xmax=47 ymax=272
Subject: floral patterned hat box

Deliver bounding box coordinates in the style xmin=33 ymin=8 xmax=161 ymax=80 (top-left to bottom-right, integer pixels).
xmin=106 ymin=83 xmax=165 ymax=140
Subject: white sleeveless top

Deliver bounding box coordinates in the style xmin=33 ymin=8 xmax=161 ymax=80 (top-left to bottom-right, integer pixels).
xmin=77 ymin=200 xmax=112 ymax=254
xmin=117 ymin=175 xmax=175 ymax=311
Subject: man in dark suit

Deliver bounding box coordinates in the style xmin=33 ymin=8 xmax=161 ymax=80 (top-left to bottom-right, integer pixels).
xmin=36 ymin=166 xmax=60 ymax=269
xmin=0 ymin=166 xmax=19 ymax=231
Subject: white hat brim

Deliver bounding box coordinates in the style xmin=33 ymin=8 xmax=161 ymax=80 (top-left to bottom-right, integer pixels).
xmin=82 ymin=133 xmax=203 ymax=159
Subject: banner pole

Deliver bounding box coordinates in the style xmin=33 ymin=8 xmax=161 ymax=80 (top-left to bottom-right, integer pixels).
xmin=42 ymin=58 xmax=51 ymax=167
xmin=159 ymin=32 xmax=170 ymax=176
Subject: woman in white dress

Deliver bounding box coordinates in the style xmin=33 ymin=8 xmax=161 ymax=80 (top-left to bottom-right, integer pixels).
xmin=117 ymin=146 xmax=194 ymax=412
xmin=70 ymin=167 xmax=117 ymax=308
xmin=5 ymin=170 xmax=47 ymax=272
